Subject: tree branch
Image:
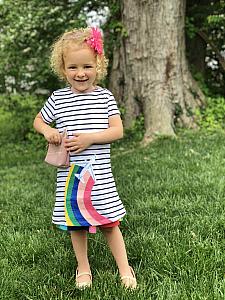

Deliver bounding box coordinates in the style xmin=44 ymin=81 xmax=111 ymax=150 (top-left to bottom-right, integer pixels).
xmin=197 ymin=30 xmax=225 ymax=71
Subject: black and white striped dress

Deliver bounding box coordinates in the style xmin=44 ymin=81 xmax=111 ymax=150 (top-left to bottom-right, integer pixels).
xmin=41 ymin=86 xmax=126 ymax=231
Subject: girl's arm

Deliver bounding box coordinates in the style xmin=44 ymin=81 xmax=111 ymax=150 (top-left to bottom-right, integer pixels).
xmin=91 ymin=115 xmax=123 ymax=143
xmin=33 ymin=112 xmax=61 ymax=144
xmin=65 ymin=115 xmax=123 ymax=153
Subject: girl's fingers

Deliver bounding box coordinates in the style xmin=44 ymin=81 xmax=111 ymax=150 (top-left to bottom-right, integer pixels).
xmin=50 ymin=134 xmax=61 ymax=144
xmin=54 ymin=136 xmax=60 ymax=144
xmin=66 ymin=144 xmax=82 ymax=152
xmin=74 ymin=148 xmax=83 ymax=154
xmin=65 ymin=143 xmax=74 ymax=150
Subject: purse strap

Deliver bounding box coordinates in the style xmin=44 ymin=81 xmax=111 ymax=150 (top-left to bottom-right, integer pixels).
xmin=62 ymin=128 xmax=67 ymax=139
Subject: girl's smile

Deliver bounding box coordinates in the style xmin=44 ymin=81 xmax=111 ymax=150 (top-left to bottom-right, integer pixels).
xmin=63 ymin=45 xmax=97 ymax=93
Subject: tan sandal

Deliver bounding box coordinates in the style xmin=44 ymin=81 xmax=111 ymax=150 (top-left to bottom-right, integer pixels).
xmin=121 ymin=266 xmax=137 ymax=289
xmin=75 ymin=268 xmax=92 ymax=289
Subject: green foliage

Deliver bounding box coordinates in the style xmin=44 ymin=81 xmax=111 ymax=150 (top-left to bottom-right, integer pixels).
xmin=0 ymin=0 xmax=121 ymax=94
xmin=195 ymin=97 xmax=225 ymax=130
xmin=0 ymin=0 xmax=87 ymax=93
xmin=124 ymin=115 xmax=145 ymax=142
xmin=186 ymin=0 xmax=225 ymax=96
xmin=192 ymin=71 xmax=211 ymax=96
xmin=185 ymin=17 xmax=197 ymax=39
xmin=116 ymin=104 xmax=144 ymax=144
xmin=0 ymin=93 xmax=44 ymax=145
xmin=187 ymin=0 xmax=225 ymax=33
xmin=207 ymin=14 xmax=225 ymax=26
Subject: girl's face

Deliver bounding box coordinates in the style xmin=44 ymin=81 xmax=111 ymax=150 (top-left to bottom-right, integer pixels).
xmin=63 ymin=45 xmax=97 ymax=93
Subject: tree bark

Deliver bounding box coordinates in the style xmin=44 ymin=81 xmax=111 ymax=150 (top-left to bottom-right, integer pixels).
xmin=109 ymin=0 xmax=205 ymax=142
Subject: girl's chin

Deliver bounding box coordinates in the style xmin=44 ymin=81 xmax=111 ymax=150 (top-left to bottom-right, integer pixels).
xmin=71 ymin=85 xmax=95 ymax=94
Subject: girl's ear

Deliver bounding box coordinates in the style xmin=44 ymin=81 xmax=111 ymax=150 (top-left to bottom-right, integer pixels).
xmin=62 ymin=58 xmax=66 ymax=75
xmin=62 ymin=63 xmax=66 ymax=76
xmin=62 ymin=67 xmax=67 ymax=82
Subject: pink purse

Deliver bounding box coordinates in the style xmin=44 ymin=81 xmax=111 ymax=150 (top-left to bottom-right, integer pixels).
xmin=44 ymin=129 xmax=69 ymax=167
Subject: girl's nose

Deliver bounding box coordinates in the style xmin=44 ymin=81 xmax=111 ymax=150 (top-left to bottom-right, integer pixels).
xmin=77 ymin=69 xmax=85 ymax=77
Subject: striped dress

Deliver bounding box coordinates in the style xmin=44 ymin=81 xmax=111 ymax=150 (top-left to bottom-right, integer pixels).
xmin=41 ymin=86 xmax=126 ymax=231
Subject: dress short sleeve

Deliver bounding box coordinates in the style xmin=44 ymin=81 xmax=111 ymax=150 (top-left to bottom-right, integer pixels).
xmin=40 ymin=93 xmax=56 ymax=124
xmin=107 ymin=93 xmax=120 ymax=117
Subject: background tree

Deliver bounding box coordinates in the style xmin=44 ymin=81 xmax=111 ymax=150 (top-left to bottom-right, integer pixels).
xmin=109 ymin=0 xmax=206 ymax=142
xmin=1 ymin=0 xmax=225 ymax=142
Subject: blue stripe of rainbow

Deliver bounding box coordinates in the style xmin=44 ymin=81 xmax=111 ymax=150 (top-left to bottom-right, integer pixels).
xmin=65 ymin=164 xmax=91 ymax=227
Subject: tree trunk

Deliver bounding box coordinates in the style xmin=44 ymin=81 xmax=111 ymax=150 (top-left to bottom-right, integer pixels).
xmin=109 ymin=0 xmax=205 ymax=142
xmin=186 ymin=33 xmax=206 ymax=76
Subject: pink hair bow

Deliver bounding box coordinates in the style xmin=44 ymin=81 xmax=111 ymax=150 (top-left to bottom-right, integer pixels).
xmin=86 ymin=27 xmax=103 ymax=55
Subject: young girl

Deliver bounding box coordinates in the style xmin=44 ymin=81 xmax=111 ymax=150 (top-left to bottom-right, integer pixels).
xmin=33 ymin=27 xmax=137 ymax=290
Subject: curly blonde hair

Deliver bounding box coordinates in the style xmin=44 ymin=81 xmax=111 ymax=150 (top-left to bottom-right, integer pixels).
xmin=50 ymin=27 xmax=108 ymax=83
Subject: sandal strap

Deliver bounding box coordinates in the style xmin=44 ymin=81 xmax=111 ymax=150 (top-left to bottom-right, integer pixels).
xmin=120 ymin=266 xmax=137 ymax=289
xmin=121 ymin=275 xmax=136 ymax=281
xmin=121 ymin=266 xmax=136 ymax=280
xmin=76 ymin=272 xmax=92 ymax=279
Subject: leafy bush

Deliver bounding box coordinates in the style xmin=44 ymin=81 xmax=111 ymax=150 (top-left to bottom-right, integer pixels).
xmin=0 ymin=93 xmax=44 ymax=146
xmin=195 ymin=97 xmax=225 ymax=130
xmin=123 ymin=115 xmax=145 ymax=142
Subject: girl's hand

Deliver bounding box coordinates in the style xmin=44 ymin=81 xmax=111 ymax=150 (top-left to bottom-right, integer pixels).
xmin=43 ymin=127 xmax=62 ymax=145
xmin=65 ymin=133 xmax=93 ymax=153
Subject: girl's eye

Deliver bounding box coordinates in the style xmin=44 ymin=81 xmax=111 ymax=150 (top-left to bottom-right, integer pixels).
xmin=85 ymin=65 xmax=93 ymax=69
xmin=68 ymin=66 xmax=77 ymax=69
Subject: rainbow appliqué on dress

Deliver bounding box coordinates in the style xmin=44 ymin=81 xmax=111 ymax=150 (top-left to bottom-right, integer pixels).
xmin=64 ymin=156 xmax=113 ymax=232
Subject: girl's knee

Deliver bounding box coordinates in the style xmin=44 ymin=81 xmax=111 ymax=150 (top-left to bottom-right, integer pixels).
xmin=70 ymin=229 xmax=87 ymax=238
xmin=100 ymin=225 xmax=119 ymax=234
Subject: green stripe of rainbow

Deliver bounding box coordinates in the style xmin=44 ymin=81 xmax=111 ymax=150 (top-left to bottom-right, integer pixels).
xmin=65 ymin=164 xmax=80 ymax=226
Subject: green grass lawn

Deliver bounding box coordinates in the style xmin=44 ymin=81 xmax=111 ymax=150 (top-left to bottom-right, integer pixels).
xmin=1 ymin=130 xmax=225 ymax=300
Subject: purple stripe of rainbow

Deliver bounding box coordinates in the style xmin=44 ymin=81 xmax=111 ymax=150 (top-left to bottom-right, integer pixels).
xmin=71 ymin=166 xmax=91 ymax=226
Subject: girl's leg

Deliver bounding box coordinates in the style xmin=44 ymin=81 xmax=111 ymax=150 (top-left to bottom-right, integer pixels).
xmin=100 ymin=226 xmax=136 ymax=287
xmin=70 ymin=230 xmax=91 ymax=284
